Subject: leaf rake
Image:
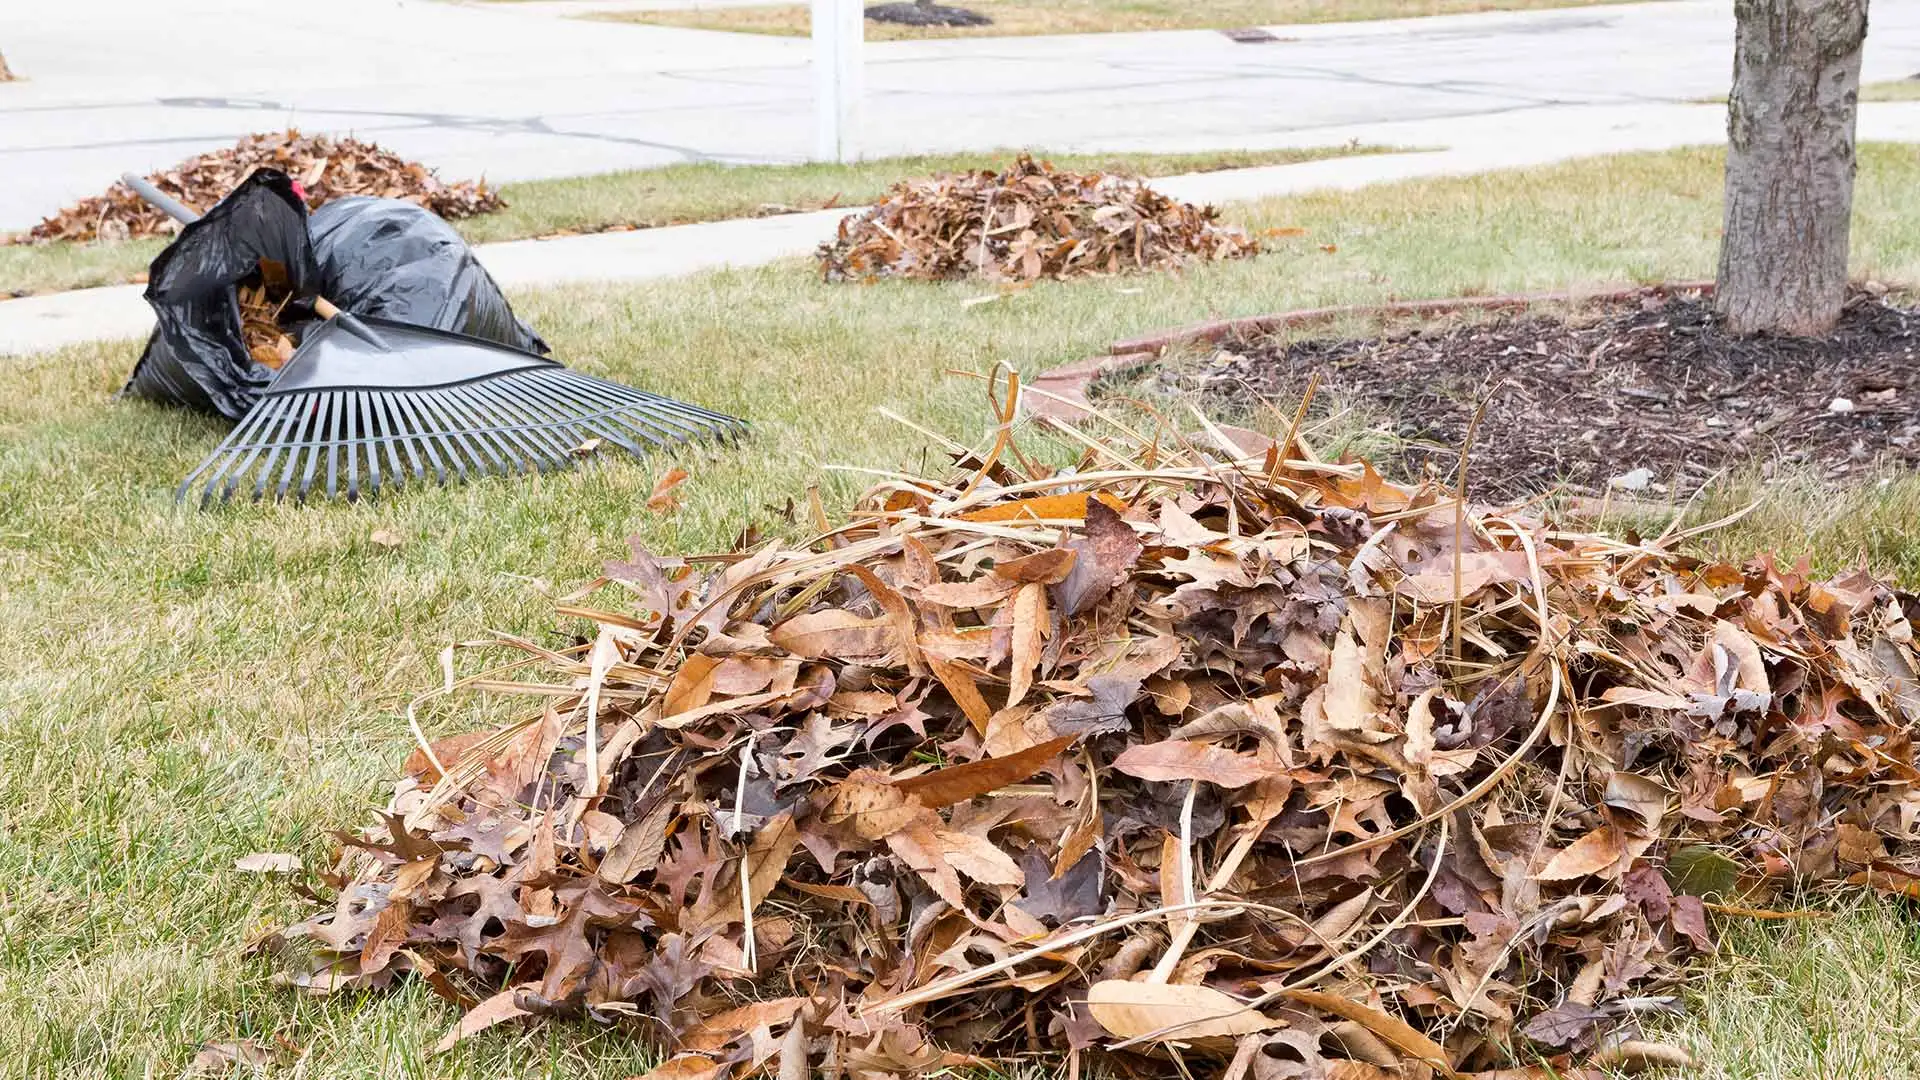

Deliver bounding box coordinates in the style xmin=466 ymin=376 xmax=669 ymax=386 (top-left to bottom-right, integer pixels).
xmin=126 ymin=172 xmax=745 ymax=506
xmin=176 ymin=316 xmax=745 ymax=505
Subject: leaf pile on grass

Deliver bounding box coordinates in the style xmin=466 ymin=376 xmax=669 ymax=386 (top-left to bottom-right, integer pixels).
xmin=818 ymin=153 xmax=1258 ymax=282
xmin=11 ymin=129 xmax=504 ymax=245
xmin=267 ymin=380 xmax=1920 ymax=1079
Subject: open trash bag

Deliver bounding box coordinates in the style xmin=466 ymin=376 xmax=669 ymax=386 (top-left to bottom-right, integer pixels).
xmin=121 ymin=168 xmax=546 ymax=421
xmin=120 ymin=170 xmax=313 ymax=419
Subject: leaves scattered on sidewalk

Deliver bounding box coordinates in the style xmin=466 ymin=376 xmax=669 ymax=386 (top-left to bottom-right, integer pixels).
xmin=265 ymin=374 xmax=1920 ymax=1078
xmin=11 ymin=129 xmax=504 ymax=245
xmin=819 ymin=154 xmax=1257 ymax=282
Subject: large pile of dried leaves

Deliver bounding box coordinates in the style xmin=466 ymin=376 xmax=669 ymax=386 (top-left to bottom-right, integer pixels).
xmin=819 ymin=154 xmax=1258 ymax=282
xmin=270 ymin=378 xmax=1920 ymax=1079
xmin=12 ymin=129 xmax=504 ymax=245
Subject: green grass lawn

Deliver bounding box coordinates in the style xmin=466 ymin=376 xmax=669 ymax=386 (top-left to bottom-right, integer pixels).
xmin=1644 ymin=897 xmax=1920 ymax=1079
xmin=597 ymin=0 xmax=1644 ymax=39
xmin=7 ymin=143 xmax=1920 ymax=1079
xmin=1865 ymin=78 xmax=1920 ymax=102
xmin=0 ymin=145 xmax=1389 ymax=295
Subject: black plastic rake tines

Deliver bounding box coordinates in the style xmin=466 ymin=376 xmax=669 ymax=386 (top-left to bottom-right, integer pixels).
xmin=179 ymin=365 xmax=744 ymax=505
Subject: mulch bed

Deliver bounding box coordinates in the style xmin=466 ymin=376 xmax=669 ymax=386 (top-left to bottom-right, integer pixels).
xmin=1160 ymin=288 xmax=1920 ymax=501
xmin=866 ymin=1 xmax=992 ymax=26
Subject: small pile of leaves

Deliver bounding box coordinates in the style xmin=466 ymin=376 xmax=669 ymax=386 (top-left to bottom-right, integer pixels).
xmin=12 ymin=129 xmax=504 ymax=245
xmin=269 ymin=376 xmax=1920 ymax=1079
xmin=818 ymin=154 xmax=1258 ymax=282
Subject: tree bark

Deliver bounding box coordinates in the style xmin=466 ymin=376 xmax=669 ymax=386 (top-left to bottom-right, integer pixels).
xmin=1715 ymin=0 xmax=1868 ymax=336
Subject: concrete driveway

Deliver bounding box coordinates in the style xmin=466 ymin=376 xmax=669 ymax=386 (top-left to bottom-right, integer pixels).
xmin=4 ymin=0 xmax=1920 ymax=230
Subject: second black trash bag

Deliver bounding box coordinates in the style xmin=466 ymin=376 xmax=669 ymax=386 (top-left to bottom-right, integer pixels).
xmin=307 ymin=196 xmax=548 ymax=358
xmin=121 ymin=169 xmax=314 ymax=420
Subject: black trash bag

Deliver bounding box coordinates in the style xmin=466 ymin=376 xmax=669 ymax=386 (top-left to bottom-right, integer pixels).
xmin=307 ymin=196 xmax=547 ymax=358
xmin=122 ymin=173 xmax=547 ymax=422
xmin=120 ymin=169 xmax=315 ymax=421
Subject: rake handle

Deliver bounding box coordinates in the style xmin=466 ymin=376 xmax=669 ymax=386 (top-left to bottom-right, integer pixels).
xmin=122 ymin=171 xmax=353 ymax=328
xmin=122 ymin=173 xmax=202 ymax=225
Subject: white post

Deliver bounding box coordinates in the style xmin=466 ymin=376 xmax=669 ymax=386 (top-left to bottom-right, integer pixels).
xmin=812 ymin=0 xmax=863 ymax=162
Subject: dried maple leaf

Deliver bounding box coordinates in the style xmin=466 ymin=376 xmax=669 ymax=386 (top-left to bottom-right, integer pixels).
xmin=605 ymin=540 xmax=698 ymax=625
xmin=337 ymin=813 xmax=465 ymax=865
xmin=1033 ymin=675 xmax=1139 ymax=738
xmin=648 ymin=467 xmax=691 ymax=513
xmin=624 ymin=932 xmax=713 ymax=1023
xmin=1519 ymin=1000 xmax=1611 ymax=1050
xmin=1013 ymin=847 xmax=1105 ymax=927
xmin=494 ymin=880 xmax=651 ymax=1001
xmin=1053 ymin=499 xmax=1143 ymax=615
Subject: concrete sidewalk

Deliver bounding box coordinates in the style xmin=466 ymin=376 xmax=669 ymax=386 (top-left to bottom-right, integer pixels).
xmin=8 ymin=99 xmax=1920 ymax=357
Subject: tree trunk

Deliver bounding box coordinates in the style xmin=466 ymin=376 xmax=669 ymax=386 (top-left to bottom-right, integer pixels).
xmin=1715 ymin=0 xmax=1868 ymax=336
